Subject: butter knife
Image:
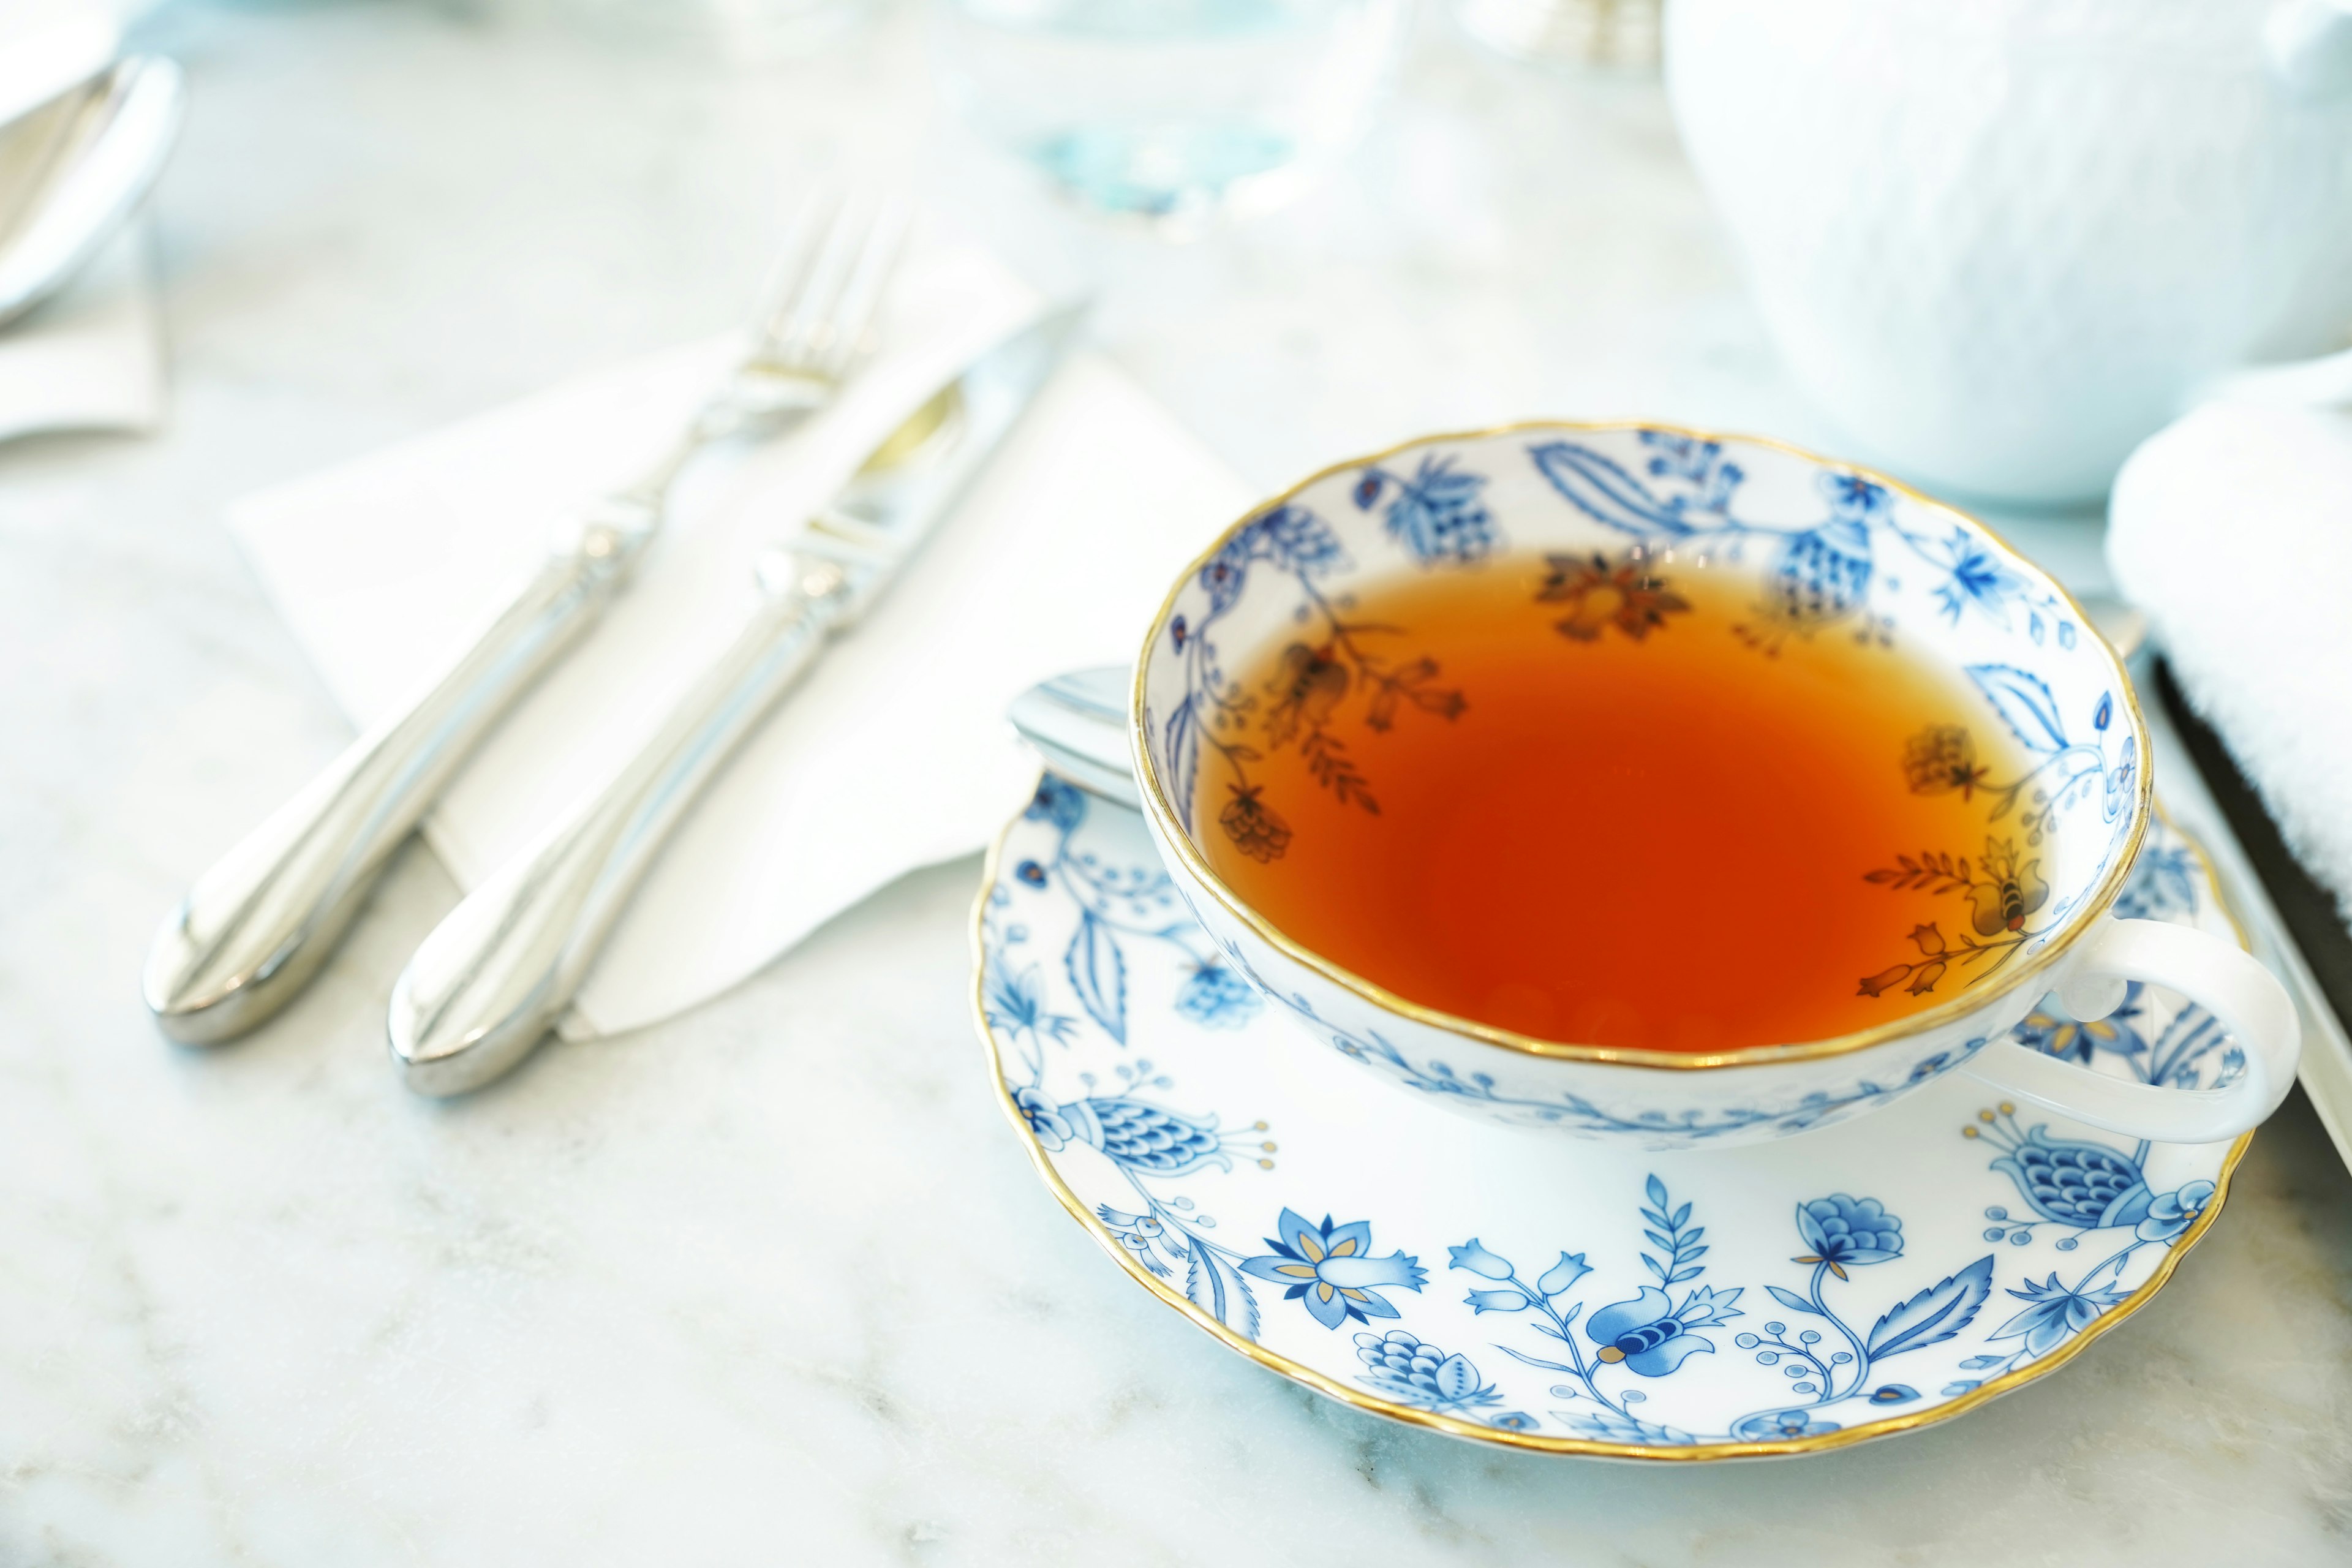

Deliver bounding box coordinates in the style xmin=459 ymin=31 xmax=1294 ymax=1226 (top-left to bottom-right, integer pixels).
xmin=388 ymin=305 xmax=1084 ymax=1095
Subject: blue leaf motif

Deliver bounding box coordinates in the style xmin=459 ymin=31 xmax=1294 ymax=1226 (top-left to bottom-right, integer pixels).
xmin=1764 ymin=1284 xmax=1821 ymax=1316
xmin=1863 ymin=1255 xmax=1996 ymax=1359
xmin=1968 ymin=664 xmax=2069 ymax=755
xmin=1065 ymin=910 xmax=1128 ymax=1044
xmin=1161 ymin=700 xmax=1201 ymax=834
xmin=1526 ymin=442 xmax=1697 ymax=539
xmin=1183 ymin=1242 xmax=1260 ymax=1339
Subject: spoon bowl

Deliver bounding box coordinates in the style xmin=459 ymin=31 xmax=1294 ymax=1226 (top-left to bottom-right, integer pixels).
xmin=0 ymin=55 xmax=183 ymax=329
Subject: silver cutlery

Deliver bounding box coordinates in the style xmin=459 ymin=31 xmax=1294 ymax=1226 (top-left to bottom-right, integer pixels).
xmin=144 ymin=192 xmax=908 ymax=1044
xmin=0 ymin=56 xmax=183 ymax=328
xmin=1007 ymin=665 xmax=1136 ymax=806
xmin=387 ymin=304 xmax=1084 ymax=1095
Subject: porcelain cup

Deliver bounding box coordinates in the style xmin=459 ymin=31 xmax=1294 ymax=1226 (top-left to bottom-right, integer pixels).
xmin=1129 ymin=423 xmax=2301 ymax=1148
xmin=1665 ymin=0 xmax=2352 ymax=506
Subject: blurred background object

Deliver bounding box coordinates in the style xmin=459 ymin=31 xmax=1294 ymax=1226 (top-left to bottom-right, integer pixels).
xmin=521 ymin=0 xmax=880 ymax=60
xmin=1667 ymin=0 xmax=2352 ymax=505
xmin=0 ymin=0 xmax=177 ymax=443
xmin=1450 ymin=0 xmax=1657 ymax=69
xmin=929 ymin=0 xmax=1410 ymax=232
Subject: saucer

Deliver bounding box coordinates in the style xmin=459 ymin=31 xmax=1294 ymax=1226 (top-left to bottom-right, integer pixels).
xmin=971 ymin=775 xmax=2252 ymax=1459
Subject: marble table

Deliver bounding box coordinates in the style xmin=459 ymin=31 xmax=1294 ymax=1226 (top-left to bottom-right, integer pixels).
xmin=4 ymin=2 xmax=2348 ymax=1561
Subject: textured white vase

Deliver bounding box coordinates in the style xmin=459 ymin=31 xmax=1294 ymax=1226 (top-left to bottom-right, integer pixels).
xmin=1666 ymin=0 xmax=2352 ymax=505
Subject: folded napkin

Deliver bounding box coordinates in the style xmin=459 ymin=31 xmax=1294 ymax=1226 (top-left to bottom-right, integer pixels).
xmin=2108 ymin=400 xmax=2352 ymax=925
xmin=228 ymin=244 xmax=1256 ymax=1038
xmin=0 ymin=219 xmax=163 ymax=443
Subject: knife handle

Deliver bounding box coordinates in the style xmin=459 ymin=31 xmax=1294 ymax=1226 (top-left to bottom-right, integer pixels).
xmin=142 ymin=506 xmax=657 ymax=1044
xmin=387 ymin=551 xmax=852 ymax=1095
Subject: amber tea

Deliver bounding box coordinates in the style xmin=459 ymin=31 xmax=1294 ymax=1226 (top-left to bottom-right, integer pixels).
xmin=1193 ymin=552 xmax=2046 ymax=1053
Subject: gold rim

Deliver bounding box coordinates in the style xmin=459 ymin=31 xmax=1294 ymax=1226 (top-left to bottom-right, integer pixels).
xmin=1128 ymin=418 xmax=2155 ymax=1071
xmin=970 ymin=796 xmax=2250 ymax=1460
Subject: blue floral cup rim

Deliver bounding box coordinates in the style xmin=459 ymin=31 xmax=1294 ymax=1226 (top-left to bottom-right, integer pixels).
xmin=1127 ymin=418 xmax=2155 ymax=1073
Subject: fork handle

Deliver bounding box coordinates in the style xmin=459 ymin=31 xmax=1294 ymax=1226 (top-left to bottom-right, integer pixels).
xmin=142 ymin=509 xmax=657 ymax=1044
xmin=386 ymin=552 xmax=854 ymax=1095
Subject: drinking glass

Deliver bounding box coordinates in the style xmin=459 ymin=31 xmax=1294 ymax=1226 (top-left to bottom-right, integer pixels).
xmin=930 ymin=0 xmax=1411 ymax=230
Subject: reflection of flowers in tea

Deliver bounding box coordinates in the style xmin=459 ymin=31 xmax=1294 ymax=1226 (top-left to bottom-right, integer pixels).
xmin=1902 ymin=725 xmax=1989 ymax=799
xmin=1202 ymin=586 xmax=1462 ymax=859
xmin=1262 ymin=643 xmax=1352 ymax=746
xmin=1858 ymin=837 xmax=2049 ymax=998
xmin=1537 ymin=551 xmax=1692 ymax=642
xmin=1219 ymin=786 xmax=1292 ymax=864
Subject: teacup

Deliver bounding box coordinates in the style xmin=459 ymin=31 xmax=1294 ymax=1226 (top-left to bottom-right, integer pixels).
xmin=1129 ymin=423 xmax=2300 ymax=1149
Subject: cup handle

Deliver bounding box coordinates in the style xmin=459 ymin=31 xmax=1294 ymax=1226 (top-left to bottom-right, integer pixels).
xmin=1961 ymin=919 xmax=2301 ymax=1144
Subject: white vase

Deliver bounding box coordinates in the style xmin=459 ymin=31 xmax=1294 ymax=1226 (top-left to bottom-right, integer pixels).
xmin=1665 ymin=0 xmax=2352 ymax=505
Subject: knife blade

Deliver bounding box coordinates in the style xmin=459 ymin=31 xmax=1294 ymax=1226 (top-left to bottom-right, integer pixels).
xmin=386 ymin=305 xmax=1085 ymax=1095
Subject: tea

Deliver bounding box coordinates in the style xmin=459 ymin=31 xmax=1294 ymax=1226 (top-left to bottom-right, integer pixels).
xmin=1192 ymin=552 xmax=2043 ymax=1052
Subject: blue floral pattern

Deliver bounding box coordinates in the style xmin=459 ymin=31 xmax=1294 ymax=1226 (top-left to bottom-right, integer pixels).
xmin=1240 ymin=1210 xmax=1428 ymax=1329
xmin=981 ymin=780 xmax=2242 ymax=1455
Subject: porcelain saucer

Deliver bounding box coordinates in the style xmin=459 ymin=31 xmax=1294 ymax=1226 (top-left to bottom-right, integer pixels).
xmin=972 ymin=776 xmax=2252 ymax=1460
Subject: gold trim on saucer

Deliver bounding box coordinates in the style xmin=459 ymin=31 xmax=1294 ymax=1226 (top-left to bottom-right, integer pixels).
xmin=1127 ymin=419 xmax=2154 ymax=1072
xmin=969 ymin=786 xmax=2248 ymax=1461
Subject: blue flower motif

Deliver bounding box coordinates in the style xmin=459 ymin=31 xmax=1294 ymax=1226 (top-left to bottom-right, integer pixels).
xmin=1095 ymin=1204 xmax=1172 ymax=1278
xmin=1447 ymin=1238 xmax=1514 ymax=1281
xmin=1172 ymin=962 xmax=1261 ymax=1029
xmin=1732 ymin=1408 xmax=1842 ymax=1441
xmin=2135 ymin=1179 xmax=2216 ymax=1243
xmin=1793 ymin=1195 xmax=1904 ymax=1277
xmin=2104 ymin=734 xmax=2138 ymax=823
xmin=1587 ymin=1286 xmax=1717 ymax=1376
xmin=1489 ymin=1411 xmax=1539 ymax=1433
xmin=1466 ymin=1289 xmax=1529 ymax=1314
xmin=1013 ymin=1085 xmax=1074 ymax=1151
xmin=1168 ymin=613 xmax=1188 ymax=650
xmin=1538 ymin=1251 xmax=1592 ymax=1296
xmin=2115 ymin=845 xmax=2199 ymax=921
xmin=1974 ymin=1112 xmax=2153 ymax=1229
xmin=1352 ymin=1330 xmax=1502 ymax=1415
xmin=1988 ymin=1272 xmax=2130 ymax=1355
xmin=1926 ymin=526 xmax=2031 ymax=626
xmin=1196 ymin=505 xmax=1349 ymax=614
xmin=1240 ymin=1210 xmax=1428 ymax=1330
xmin=1868 ymin=1384 xmax=1920 ymax=1404
xmin=1014 ymin=859 xmax=1048 ymax=888
xmin=986 ymin=962 xmax=1077 ymax=1050
xmin=1822 ymin=471 xmax=1890 ymax=519
xmin=2011 ymin=986 xmax=2149 ymax=1066
xmin=1372 ymin=454 xmax=1498 ymax=565
xmin=1023 ymin=774 xmax=1086 ymax=832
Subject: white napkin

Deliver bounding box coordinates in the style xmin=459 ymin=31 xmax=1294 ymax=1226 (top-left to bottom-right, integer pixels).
xmin=228 ymin=244 xmax=1256 ymax=1038
xmin=0 ymin=219 xmax=163 ymax=443
xmin=2108 ymin=400 xmax=2352 ymax=924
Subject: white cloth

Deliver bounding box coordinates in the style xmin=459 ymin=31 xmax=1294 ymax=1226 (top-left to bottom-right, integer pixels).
xmin=228 ymin=244 xmax=1256 ymax=1038
xmin=2108 ymin=399 xmax=2352 ymax=925
xmin=0 ymin=219 xmax=163 ymax=442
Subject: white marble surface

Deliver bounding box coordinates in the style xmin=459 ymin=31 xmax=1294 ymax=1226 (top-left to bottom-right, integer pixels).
xmin=2 ymin=2 xmax=2348 ymax=1562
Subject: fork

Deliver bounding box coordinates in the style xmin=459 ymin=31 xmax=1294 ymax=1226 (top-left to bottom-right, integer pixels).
xmin=142 ymin=189 xmax=910 ymax=1046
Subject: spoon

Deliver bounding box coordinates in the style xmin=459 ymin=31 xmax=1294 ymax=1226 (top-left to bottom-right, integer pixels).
xmin=1006 ymin=595 xmax=2152 ymax=809
xmin=0 ymin=56 xmax=184 ymax=329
